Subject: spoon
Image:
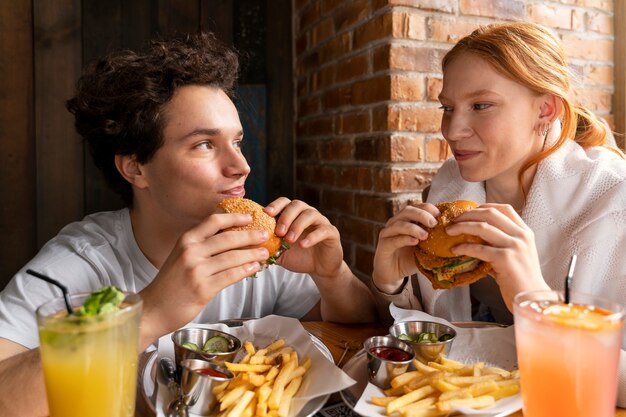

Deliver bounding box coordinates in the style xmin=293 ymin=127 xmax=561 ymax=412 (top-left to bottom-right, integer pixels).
xmin=160 ymin=358 xmax=188 ymax=417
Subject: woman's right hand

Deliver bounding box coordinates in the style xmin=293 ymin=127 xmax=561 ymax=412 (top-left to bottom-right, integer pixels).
xmin=372 ymin=203 xmax=440 ymax=294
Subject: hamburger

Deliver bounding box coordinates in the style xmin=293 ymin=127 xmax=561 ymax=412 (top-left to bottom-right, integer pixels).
xmin=414 ymin=200 xmax=492 ymax=290
xmin=218 ymin=197 xmax=288 ymax=267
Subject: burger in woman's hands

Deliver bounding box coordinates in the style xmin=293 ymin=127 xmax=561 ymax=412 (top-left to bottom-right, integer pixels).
xmin=218 ymin=197 xmax=289 ymax=269
xmin=414 ymin=200 xmax=492 ymax=289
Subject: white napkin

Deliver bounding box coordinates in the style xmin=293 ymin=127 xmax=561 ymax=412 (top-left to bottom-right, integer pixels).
xmin=155 ymin=315 xmax=356 ymax=417
xmin=354 ymin=306 xmax=522 ymax=417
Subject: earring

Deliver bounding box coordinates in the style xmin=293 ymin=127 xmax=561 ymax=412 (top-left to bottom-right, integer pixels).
xmin=538 ymin=123 xmax=549 ymax=137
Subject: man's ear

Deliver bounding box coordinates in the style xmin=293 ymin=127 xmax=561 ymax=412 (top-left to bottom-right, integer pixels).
xmin=114 ymin=154 xmax=149 ymax=189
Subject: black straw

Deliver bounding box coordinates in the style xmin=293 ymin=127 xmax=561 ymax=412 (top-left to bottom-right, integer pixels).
xmin=26 ymin=269 xmax=74 ymax=315
xmin=564 ymin=254 xmax=577 ymax=304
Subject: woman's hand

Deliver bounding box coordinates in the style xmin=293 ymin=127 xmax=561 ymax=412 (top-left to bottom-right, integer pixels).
xmin=265 ymin=197 xmax=343 ymax=280
xmin=372 ymin=203 xmax=440 ymax=294
xmin=138 ymin=212 xmax=271 ymax=348
xmin=446 ymin=203 xmax=549 ymax=310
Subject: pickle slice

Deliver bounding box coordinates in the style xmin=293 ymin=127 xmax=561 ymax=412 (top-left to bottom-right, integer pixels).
xmin=202 ymin=335 xmax=230 ymax=353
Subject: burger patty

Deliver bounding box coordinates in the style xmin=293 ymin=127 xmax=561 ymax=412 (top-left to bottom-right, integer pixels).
xmin=414 ymin=246 xmax=481 ymax=285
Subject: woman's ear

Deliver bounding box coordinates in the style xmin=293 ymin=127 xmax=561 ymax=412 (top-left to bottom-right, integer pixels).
xmin=114 ymin=154 xmax=149 ymax=189
xmin=538 ymin=93 xmax=563 ymax=124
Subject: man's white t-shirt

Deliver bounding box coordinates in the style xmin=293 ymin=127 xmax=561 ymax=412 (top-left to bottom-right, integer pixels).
xmin=0 ymin=209 xmax=320 ymax=349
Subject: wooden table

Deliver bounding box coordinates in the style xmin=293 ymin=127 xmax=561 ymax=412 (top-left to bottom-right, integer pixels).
xmin=138 ymin=320 xmax=626 ymax=417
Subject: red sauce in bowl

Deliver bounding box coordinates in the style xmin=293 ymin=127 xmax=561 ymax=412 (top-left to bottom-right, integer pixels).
xmin=369 ymin=346 xmax=411 ymax=362
xmin=195 ymin=367 xmax=229 ymax=378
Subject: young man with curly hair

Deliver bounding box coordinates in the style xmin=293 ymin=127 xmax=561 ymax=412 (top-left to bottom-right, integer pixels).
xmin=0 ymin=33 xmax=376 ymax=415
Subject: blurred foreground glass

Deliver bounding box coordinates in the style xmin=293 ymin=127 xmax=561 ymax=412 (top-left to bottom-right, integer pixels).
xmin=37 ymin=292 xmax=142 ymax=417
xmin=513 ymin=290 xmax=624 ymax=417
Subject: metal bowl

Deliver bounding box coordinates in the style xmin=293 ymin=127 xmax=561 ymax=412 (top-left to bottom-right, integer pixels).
xmin=389 ymin=321 xmax=456 ymax=363
xmin=171 ymin=328 xmax=241 ymax=379
xmin=363 ymin=335 xmax=414 ymax=389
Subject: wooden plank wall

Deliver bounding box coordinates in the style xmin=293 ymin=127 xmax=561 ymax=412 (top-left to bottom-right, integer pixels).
xmin=0 ymin=1 xmax=36 ymax=285
xmin=0 ymin=0 xmax=292 ymax=289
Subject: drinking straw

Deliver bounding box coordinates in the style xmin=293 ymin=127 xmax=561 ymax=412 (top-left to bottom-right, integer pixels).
xmin=26 ymin=269 xmax=74 ymax=315
xmin=564 ymin=254 xmax=577 ymax=304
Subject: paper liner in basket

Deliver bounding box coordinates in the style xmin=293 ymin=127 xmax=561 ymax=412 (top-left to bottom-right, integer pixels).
xmin=155 ymin=315 xmax=356 ymax=417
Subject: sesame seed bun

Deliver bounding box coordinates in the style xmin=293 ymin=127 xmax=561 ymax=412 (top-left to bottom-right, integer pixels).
xmin=414 ymin=200 xmax=492 ymax=290
xmin=218 ymin=198 xmax=284 ymax=264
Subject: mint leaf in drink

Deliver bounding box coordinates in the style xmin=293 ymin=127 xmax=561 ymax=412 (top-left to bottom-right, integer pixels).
xmin=75 ymin=286 xmax=125 ymax=317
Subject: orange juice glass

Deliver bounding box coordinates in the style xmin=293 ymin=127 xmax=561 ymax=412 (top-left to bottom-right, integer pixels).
xmin=37 ymin=292 xmax=142 ymax=417
xmin=513 ymin=290 xmax=624 ymax=417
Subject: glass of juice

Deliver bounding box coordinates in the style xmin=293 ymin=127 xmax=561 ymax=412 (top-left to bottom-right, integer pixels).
xmin=37 ymin=291 xmax=142 ymax=417
xmin=513 ymin=290 xmax=624 ymax=417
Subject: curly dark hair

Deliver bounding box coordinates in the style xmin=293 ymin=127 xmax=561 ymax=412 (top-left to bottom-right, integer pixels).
xmin=66 ymin=32 xmax=239 ymax=206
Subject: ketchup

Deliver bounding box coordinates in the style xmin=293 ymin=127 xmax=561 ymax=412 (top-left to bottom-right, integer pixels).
xmin=195 ymin=367 xmax=229 ymax=378
xmin=369 ymin=346 xmax=411 ymax=362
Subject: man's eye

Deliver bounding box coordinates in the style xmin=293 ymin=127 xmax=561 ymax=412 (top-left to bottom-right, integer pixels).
xmin=234 ymin=139 xmax=243 ymax=149
xmin=195 ymin=141 xmax=214 ymax=150
xmin=474 ymin=103 xmax=492 ymax=110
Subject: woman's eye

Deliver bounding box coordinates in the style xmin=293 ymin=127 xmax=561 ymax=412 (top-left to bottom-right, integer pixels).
xmin=474 ymin=103 xmax=492 ymax=110
xmin=438 ymin=105 xmax=452 ymax=112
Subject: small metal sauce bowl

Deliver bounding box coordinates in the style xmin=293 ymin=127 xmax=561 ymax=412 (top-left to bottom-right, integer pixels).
xmin=389 ymin=321 xmax=456 ymax=364
xmin=172 ymin=328 xmax=241 ymax=380
xmin=364 ymin=335 xmax=415 ymax=389
xmin=180 ymin=359 xmax=234 ymax=416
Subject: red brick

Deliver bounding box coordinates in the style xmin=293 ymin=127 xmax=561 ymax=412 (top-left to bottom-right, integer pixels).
xmin=527 ymin=4 xmax=575 ymax=30
xmin=388 ymin=106 xmax=442 ymax=132
xmin=586 ymin=64 xmax=614 ymax=86
xmin=460 ymin=0 xmax=525 ymax=20
xmin=585 ymin=10 xmax=614 ymax=35
xmin=338 ymin=217 xmax=377 ymax=246
xmin=297 ymin=77 xmax=309 ymax=97
xmin=319 ymin=137 xmax=354 ymax=160
xmin=562 ymin=34 xmax=613 ymax=61
xmin=299 ymin=1 xmax=321 ymax=31
xmin=319 ymin=32 xmax=353 ymax=62
xmin=391 ymin=12 xmax=426 ymax=40
xmin=336 ymin=53 xmax=371 ymax=83
xmin=322 ymin=86 xmax=352 ymax=110
xmin=333 ymin=0 xmax=370 ymax=31
xmin=372 ymin=105 xmax=390 ymax=131
xmin=306 ymin=115 xmax=334 ymax=136
xmin=373 ymin=44 xmax=390 ymax=72
xmin=336 ymin=166 xmax=374 ymax=190
xmin=384 ymin=0 xmax=456 ymax=13
xmin=389 ymin=168 xmax=435 ymax=192
xmin=390 ymin=134 xmax=423 ymax=162
xmin=355 ymin=194 xmax=395 ymax=222
xmin=321 ymin=189 xmax=355 ymax=214
xmin=311 ymin=17 xmax=335 ymax=48
xmin=355 ymin=136 xmax=389 ymax=161
xmin=298 ymin=95 xmax=321 ymax=117
xmin=425 ymin=137 xmax=451 ymax=162
xmin=429 ymin=18 xmax=479 ymax=43
xmin=295 ymin=140 xmax=320 ymax=161
xmin=351 ymin=76 xmax=391 ymax=105
xmin=295 ymin=183 xmax=321 ymax=208
xmin=571 ymin=87 xmax=612 ymax=113
xmin=391 ymin=74 xmax=424 ymax=101
xmin=354 ymin=246 xmax=375 ymax=277
xmin=321 ymin=0 xmax=344 ymax=15
xmin=295 ymin=33 xmax=308 ymax=56
xmin=336 ymin=111 xmax=370 ymax=134
xmin=426 ymin=77 xmax=442 ymax=101
xmin=389 ymin=45 xmax=448 ymax=72
xmin=354 ymin=13 xmax=393 ymax=50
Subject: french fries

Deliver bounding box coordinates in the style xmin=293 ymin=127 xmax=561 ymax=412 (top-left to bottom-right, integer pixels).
xmin=370 ymin=355 xmax=519 ymax=417
xmin=216 ymin=339 xmax=309 ymax=417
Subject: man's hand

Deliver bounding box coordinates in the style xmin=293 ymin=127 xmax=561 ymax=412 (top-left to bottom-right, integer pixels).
xmin=138 ymin=212 xmax=271 ymax=349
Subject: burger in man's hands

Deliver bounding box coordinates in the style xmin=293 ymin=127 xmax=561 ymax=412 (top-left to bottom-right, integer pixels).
xmin=218 ymin=197 xmax=289 ymax=269
xmin=414 ymin=200 xmax=492 ymax=289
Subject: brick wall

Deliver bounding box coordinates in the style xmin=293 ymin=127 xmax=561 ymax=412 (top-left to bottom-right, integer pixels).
xmin=293 ymin=0 xmax=616 ymax=280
